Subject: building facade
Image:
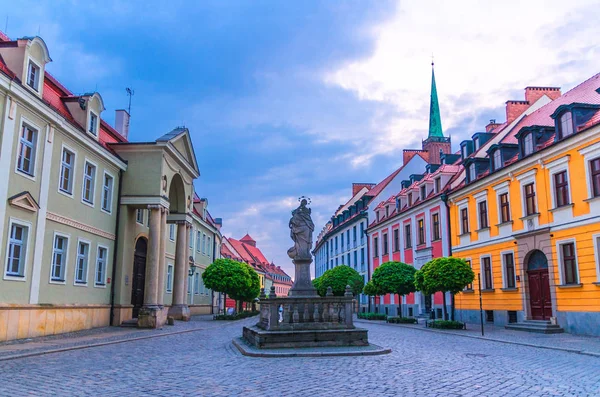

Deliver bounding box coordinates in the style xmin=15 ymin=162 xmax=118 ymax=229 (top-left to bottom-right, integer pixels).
xmin=449 ymin=75 xmax=600 ymax=336
xmin=0 ymin=33 xmax=222 ymax=341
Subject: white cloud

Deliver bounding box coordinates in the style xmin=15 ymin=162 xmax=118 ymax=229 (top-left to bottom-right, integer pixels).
xmin=325 ymin=0 xmax=600 ymax=162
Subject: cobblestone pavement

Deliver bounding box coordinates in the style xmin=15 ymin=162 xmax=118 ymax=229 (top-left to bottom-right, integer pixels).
xmin=1 ymin=318 xmax=599 ymax=397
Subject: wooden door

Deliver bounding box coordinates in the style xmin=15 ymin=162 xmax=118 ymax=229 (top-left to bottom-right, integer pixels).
xmin=528 ymin=269 xmax=551 ymax=320
xmin=131 ymin=238 xmax=147 ymax=318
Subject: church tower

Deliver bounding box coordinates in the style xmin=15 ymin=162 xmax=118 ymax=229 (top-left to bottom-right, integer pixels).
xmin=422 ymin=62 xmax=451 ymax=164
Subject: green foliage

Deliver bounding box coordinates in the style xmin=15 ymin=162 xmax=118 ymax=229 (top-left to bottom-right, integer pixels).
xmin=312 ymin=276 xmax=322 ymax=293
xmin=372 ymin=261 xmax=416 ymax=296
xmin=230 ymin=263 xmax=261 ymax=303
xmin=214 ymin=310 xmax=260 ymax=321
xmin=362 ymin=281 xmax=382 ymax=297
xmin=202 ymin=259 xmax=251 ymax=298
xmin=357 ymin=312 xmax=387 ymax=320
xmin=317 ymin=265 xmax=364 ymax=296
xmin=386 ymin=317 xmax=418 ymax=324
xmin=426 ymin=320 xmax=465 ymax=330
xmin=415 ymin=257 xmax=475 ymax=295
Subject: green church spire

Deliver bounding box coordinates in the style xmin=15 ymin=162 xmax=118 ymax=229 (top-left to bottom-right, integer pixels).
xmin=428 ymin=62 xmax=444 ymax=138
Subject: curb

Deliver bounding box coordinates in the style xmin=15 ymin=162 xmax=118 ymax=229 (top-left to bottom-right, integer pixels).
xmin=354 ymin=319 xmax=600 ymax=357
xmin=231 ymin=338 xmax=391 ymax=358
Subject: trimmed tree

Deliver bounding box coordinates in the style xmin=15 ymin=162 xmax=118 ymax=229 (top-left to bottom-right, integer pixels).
xmin=312 ymin=276 xmax=322 ymax=294
xmin=317 ymin=265 xmax=364 ymax=297
xmin=371 ymin=261 xmax=416 ymax=318
xmin=362 ymin=281 xmax=383 ymax=313
xmin=230 ymin=263 xmax=261 ymax=311
xmin=202 ymin=258 xmax=252 ymax=313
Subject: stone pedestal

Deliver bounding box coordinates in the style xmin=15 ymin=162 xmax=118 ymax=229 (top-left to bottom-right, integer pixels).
xmin=288 ymin=258 xmax=318 ymax=297
xmin=168 ymin=304 xmax=191 ymax=321
xmin=137 ymin=306 xmax=167 ymax=328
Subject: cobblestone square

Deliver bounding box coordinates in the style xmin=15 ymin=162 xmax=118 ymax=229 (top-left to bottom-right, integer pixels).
xmin=1 ymin=318 xmax=599 ymax=396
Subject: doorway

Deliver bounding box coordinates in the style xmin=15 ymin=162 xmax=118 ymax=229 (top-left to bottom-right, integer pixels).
xmin=131 ymin=237 xmax=148 ymax=318
xmin=526 ymin=250 xmax=552 ymax=320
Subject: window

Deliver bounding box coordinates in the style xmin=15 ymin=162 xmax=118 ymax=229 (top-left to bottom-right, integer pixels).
xmin=404 ymin=224 xmax=412 ymax=249
xmin=382 ymin=233 xmax=388 ymax=255
xmin=474 ymin=137 xmax=480 ymax=150
xmin=202 ymin=233 xmax=207 ymax=254
xmin=393 ymin=229 xmax=399 ymax=251
xmin=591 ymin=158 xmax=600 ymax=198
xmin=554 ymin=171 xmax=570 ymax=207
xmin=469 ymin=164 xmax=476 ymax=182
xmin=59 ymin=148 xmax=75 ymax=194
xmin=5 ymin=222 xmax=28 ymax=277
xmin=341 ymin=233 xmax=344 ymax=250
xmin=82 ymin=161 xmax=96 ymax=205
xmin=207 ymin=236 xmax=212 ymax=256
xmin=75 ymin=241 xmax=90 ymax=284
xmin=89 ymin=112 xmax=98 ymax=136
xmin=432 ymin=213 xmax=440 ymax=241
xmin=353 ymin=226 xmax=357 ymax=243
xmin=27 ymin=61 xmax=40 ymax=91
xmin=524 ymin=134 xmax=534 ymax=156
xmin=420 ymin=185 xmax=427 ymax=200
xmin=503 ymin=253 xmax=515 ymax=289
xmin=360 ymin=248 xmax=365 ymax=265
xmin=493 ymin=150 xmax=502 ymax=170
xmin=561 ymin=242 xmax=578 ymax=285
xmin=524 ymin=183 xmax=536 ymax=216
xmin=373 ymin=237 xmax=379 ymax=257
xmin=462 ymin=146 xmax=468 ymax=159
xmin=146 ymin=210 xmax=150 ymax=227
xmin=187 ymin=275 xmax=192 ymax=294
xmin=560 ymin=112 xmax=573 ymax=138
xmin=101 ymin=173 xmax=114 ymax=213
xmin=51 ymin=235 xmax=68 ymax=282
xmin=465 ymin=260 xmax=473 ymax=290
xmin=347 ymin=253 xmax=351 ymax=266
xmin=418 ymin=219 xmax=425 ymax=245
xmin=95 ymin=246 xmax=107 ymax=286
xmin=434 ymin=177 xmax=441 ymax=193
xmin=360 ymin=222 xmax=365 ymax=244
xmin=136 ymin=209 xmax=144 ymax=224
xmin=194 ymin=273 xmax=200 ymax=295
xmin=196 ymin=231 xmax=201 ymax=253
xmin=460 ymin=208 xmax=469 ymax=234
xmin=408 ymin=193 xmax=413 ymax=206
xmin=500 ymin=193 xmax=511 ymax=223
xmin=353 ymin=251 xmax=358 ymax=270
xmin=478 ymin=201 xmax=489 ymax=229
xmin=347 ymin=230 xmax=350 ymax=248
xmin=482 ymin=257 xmax=493 ymax=290
xmin=17 ymin=124 xmax=37 ymax=176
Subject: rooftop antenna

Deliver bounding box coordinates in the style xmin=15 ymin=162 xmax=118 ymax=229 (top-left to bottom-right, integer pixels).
xmin=125 ymin=87 xmax=134 ymax=115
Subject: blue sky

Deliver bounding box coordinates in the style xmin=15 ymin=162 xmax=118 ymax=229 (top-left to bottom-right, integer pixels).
xmin=3 ymin=1 xmax=599 ymax=276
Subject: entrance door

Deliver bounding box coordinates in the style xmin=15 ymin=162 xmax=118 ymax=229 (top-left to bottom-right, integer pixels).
xmin=131 ymin=237 xmax=147 ymax=318
xmin=526 ymin=250 xmax=551 ymax=320
xmin=424 ymin=294 xmax=432 ymax=314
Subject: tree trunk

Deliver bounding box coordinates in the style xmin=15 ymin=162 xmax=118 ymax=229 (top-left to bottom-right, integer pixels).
xmin=451 ymin=293 xmax=456 ymax=321
xmin=398 ymin=297 xmax=402 ymax=319
xmin=368 ymin=296 xmax=372 ymax=313
xmin=442 ymin=292 xmax=447 ymax=320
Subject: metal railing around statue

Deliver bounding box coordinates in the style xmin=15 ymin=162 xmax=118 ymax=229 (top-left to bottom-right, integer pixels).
xmin=257 ymin=285 xmax=355 ymax=331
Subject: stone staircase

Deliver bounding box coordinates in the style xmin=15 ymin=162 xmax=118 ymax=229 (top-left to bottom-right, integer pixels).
xmin=120 ymin=319 xmax=138 ymax=328
xmin=505 ymin=319 xmax=564 ymax=334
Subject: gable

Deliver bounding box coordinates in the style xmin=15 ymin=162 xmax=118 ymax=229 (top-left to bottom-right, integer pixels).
xmin=158 ymin=128 xmax=199 ymax=177
xmin=8 ymin=191 xmax=40 ymax=212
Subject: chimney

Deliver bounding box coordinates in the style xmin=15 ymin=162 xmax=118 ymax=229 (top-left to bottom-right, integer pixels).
xmin=214 ymin=218 xmax=222 ymax=231
xmin=115 ymin=109 xmax=130 ymax=139
xmin=505 ymin=100 xmax=530 ymax=124
xmin=485 ymin=119 xmax=501 ymax=132
xmin=525 ymin=86 xmax=561 ymax=104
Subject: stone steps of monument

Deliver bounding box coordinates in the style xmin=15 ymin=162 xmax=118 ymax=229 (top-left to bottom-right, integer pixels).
xmin=505 ymin=320 xmax=564 ymax=334
xmin=120 ymin=319 xmax=138 ymax=328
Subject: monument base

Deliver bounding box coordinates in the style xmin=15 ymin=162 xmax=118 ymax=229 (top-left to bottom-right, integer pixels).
xmin=243 ymin=325 xmax=368 ymax=348
xmin=137 ymin=306 xmax=167 ymax=329
xmin=168 ymin=304 xmax=190 ymax=321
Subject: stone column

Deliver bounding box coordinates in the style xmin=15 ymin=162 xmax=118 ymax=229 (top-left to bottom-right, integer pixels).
xmin=169 ymin=221 xmax=190 ymax=321
xmin=157 ymin=208 xmax=167 ymax=307
xmin=138 ymin=205 xmax=165 ymax=328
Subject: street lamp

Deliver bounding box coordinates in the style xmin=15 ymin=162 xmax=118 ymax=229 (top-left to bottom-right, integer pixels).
xmin=188 ymin=256 xmax=197 ymax=277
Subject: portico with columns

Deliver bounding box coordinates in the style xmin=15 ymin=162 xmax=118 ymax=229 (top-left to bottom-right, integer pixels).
xmin=110 ymin=127 xmax=200 ymax=328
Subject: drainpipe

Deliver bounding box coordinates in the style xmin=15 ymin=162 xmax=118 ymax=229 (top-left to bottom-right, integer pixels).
xmin=109 ymin=169 xmax=125 ymax=326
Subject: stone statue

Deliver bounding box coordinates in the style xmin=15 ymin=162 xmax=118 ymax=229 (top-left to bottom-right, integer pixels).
xmin=287 ymin=199 xmax=314 ymax=260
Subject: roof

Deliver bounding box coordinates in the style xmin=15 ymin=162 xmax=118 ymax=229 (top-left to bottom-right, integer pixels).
xmin=502 ymin=73 xmax=600 ymax=144
xmin=428 ymin=64 xmax=444 ymax=138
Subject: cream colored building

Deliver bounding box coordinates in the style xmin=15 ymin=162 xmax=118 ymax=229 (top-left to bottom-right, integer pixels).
xmin=0 ymin=34 xmax=222 ymax=341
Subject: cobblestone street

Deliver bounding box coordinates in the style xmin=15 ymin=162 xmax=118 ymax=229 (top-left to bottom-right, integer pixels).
xmin=1 ymin=318 xmax=599 ymax=397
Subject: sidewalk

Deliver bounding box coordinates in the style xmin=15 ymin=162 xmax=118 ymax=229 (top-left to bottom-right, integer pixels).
xmin=0 ymin=315 xmax=230 ymax=361
xmin=355 ymin=318 xmax=600 ymax=357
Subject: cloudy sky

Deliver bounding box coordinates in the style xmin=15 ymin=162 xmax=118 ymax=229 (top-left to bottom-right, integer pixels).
xmin=3 ymin=0 xmax=599 ymax=276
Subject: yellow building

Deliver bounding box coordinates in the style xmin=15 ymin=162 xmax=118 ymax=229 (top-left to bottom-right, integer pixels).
xmin=449 ymin=76 xmax=600 ymax=336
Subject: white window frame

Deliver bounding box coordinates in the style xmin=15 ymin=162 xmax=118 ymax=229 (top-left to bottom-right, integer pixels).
xmin=593 ymin=233 xmax=600 ymax=283
xmin=500 ymin=250 xmax=516 ymax=289
xmin=95 ymin=244 xmax=109 ymax=287
xmin=560 ymin=112 xmax=573 ymax=138
xmin=15 ymin=118 xmax=40 ymax=181
xmin=493 ymin=149 xmax=502 ymax=170
xmin=194 ymin=272 xmax=200 ymax=295
xmin=546 ymin=156 xmax=571 ymax=210
xmin=555 ymin=238 xmax=580 ymax=286
xmin=493 ymin=181 xmax=511 ymax=225
xmin=468 ymin=164 xmax=476 ymax=182
xmin=473 ymin=190 xmax=488 ymax=230
xmin=101 ymin=170 xmax=115 ymax=214
xmin=516 ymin=169 xmax=539 ymax=220
xmin=207 ymin=236 xmax=212 ymax=257
xmin=136 ymin=209 xmax=144 ymax=225
xmin=458 ymin=201 xmax=469 ymax=235
xmin=196 ymin=230 xmax=201 ymax=253
xmin=26 ymin=57 xmax=42 ymax=92
xmin=74 ymin=238 xmax=91 ymax=286
xmin=50 ymin=232 xmax=70 ymax=284
xmin=202 ymin=233 xmax=207 ymax=255
xmin=189 ymin=228 xmax=194 ymax=250
xmin=579 ymin=141 xmax=600 ymax=201
xmin=3 ymin=218 xmax=31 ymax=281
xmin=169 ymin=224 xmax=175 ymax=241
xmin=166 ymin=264 xmax=174 ymax=293
xmin=58 ymin=144 xmax=77 ymax=198
xmin=88 ymin=110 xmax=99 ymax=136
xmin=480 ymin=254 xmax=493 ymax=290
xmin=523 ymin=133 xmax=534 ymax=156
xmin=81 ymin=159 xmax=97 ymax=207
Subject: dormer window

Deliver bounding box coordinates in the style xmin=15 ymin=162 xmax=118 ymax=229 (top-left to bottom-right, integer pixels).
xmin=408 ymin=193 xmax=413 ymax=206
xmin=434 ymin=177 xmax=441 ymax=193
xmin=474 ymin=138 xmax=480 ymax=150
xmin=462 ymin=146 xmax=468 ymax=159
xmin=385 ymin=206 xmax=389 ymax=218
xmin=493 ymin=150 xmax=502 ymax=171
xmin=559 ymin=112 xmax=573 ymax=138
xmin=27 ymin=60 xmax=40 ymax=91
xmin=420 ymin=185 xmax=426 ymax=200
xmin=523 ymin=133 xmax=534 ymax=156
xmin=89 ymin=112 xmax=98 ymax=136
